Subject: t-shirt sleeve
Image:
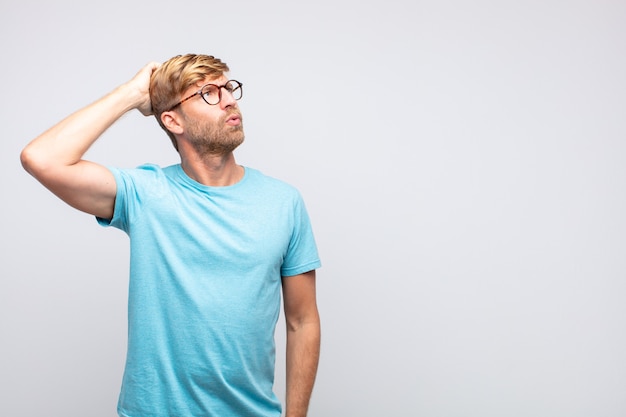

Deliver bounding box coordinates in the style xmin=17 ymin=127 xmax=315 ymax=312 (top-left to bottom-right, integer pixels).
xmin=280 ymin=193 xmax=321 ymax=277
xmin=96 ymin=165 xmax=160 ymax=233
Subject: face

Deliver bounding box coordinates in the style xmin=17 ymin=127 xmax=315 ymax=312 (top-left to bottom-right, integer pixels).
xmin=178 ymin=76 xmax=245 ymax=156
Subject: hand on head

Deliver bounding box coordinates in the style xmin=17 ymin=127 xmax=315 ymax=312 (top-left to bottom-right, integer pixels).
xmin=127 ymin=61 xmax=162 ymax=116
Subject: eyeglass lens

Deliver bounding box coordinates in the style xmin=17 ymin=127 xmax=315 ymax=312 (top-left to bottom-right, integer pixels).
xmin=201 ymin=81 xmax=243 ymax=105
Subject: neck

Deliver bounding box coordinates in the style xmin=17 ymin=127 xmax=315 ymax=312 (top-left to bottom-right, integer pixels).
xmin=179 ymin=150 xmax=243 ymax=187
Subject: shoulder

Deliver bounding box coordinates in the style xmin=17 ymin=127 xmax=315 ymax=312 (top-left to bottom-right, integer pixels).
xmin=108 ymin=163 xmax=182 ymax=201
xmin=245 ymin=167 xmax=301 ymax=198
xmin=110 ymin=163 xmax=177 ymax=184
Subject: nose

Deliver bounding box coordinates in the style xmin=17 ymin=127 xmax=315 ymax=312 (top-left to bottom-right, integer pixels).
xmin=219 ymin=87 xmax=237 ymax=108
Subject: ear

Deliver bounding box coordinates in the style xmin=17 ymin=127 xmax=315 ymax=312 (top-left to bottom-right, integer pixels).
xmin=161 ymin=111 xmax=184 ymax=135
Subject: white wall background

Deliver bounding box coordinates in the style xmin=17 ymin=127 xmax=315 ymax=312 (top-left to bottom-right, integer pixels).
xmin=1 ymin=1 xmax=625 ymax=416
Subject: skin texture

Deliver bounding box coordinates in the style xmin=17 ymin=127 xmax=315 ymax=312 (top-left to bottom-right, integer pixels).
xmin=20 ymin=61 xmax=320 ymax=417
xmin=283 ymin=270 xmax=321 ymax=417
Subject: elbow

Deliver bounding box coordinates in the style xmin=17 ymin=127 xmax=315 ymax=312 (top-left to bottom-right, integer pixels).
xmin=20 ymin=145 xmax=36 ymax=175
xmin=20 ymin=144 xmax=50 ymax=179
xmin=285 ymin=310 xmax=321 ymax=334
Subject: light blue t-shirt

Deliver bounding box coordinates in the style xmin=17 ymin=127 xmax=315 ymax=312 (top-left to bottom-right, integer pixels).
xmin=98 ymin=164 xmax=321 ymax=417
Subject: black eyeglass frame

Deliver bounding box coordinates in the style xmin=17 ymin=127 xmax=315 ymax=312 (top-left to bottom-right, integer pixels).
xmin=167 ymin=80 xmax=243 ymax=111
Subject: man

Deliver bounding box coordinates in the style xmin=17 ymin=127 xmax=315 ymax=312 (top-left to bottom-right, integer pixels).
xmin=20 ymin=54 xmax=321 ymax=417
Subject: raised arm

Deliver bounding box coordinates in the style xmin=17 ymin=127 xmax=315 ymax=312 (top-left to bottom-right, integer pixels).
xmin=282 ymin=270 xmax=321 ymax=417
xmin=20 ymin=62 xmax=160 ymax=219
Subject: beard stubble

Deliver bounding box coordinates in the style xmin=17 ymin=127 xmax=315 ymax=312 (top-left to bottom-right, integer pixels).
xmin=183 ymin=110 xmax=245 ymax=156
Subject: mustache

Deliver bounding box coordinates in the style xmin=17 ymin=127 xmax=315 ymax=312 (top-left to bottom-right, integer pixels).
xmin=222 ymin=109 xmax=242 ymax=122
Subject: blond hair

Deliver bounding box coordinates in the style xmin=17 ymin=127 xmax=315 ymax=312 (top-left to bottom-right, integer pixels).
xmin=150 ymin=54 xmax=230 ymax=151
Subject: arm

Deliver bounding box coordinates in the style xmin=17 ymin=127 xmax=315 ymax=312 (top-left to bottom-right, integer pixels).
xmin=20 ymin=62 xmax=160 ymax=219
xmin=282 ymin=270 xmax=321 ymax=417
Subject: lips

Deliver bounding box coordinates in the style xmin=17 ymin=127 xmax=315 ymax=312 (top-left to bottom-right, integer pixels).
xmin=225 ymin=113 xmax=242 ymax=126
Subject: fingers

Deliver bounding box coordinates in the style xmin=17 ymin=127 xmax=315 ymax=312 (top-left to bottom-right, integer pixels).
xmin=144 ymin=61 xmax=162 ymax=76
xmin=134 ymin=61 xmax=162 ymax=85
xmin=132 ymin=61 xmax=162 ymax=116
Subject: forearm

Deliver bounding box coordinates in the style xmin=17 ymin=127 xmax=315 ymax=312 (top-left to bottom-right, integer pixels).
xmin=21 ymin=83 xmax=143 ymax=174
xmin=285 ymin=319 xmax=321 ymax=417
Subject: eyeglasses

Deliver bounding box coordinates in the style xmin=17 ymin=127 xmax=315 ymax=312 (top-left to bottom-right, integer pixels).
xmin=167 ymin=80 xmax=243 ymax=111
